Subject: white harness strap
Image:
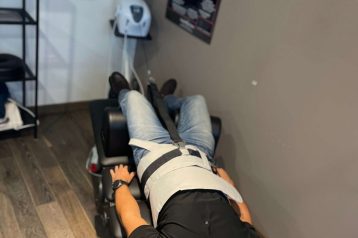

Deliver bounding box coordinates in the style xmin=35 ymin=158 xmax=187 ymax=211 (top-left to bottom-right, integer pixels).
xmin=129 ymin=138 xmax=162 ymax=151
xmin=128 ymin=138 xmax=244 ymax=227
xmin=185 ymin=144 xmax=211 ymax=169
xmin=129 ymin=139 xmax=182 ymax=185
xmin=129 ymin=138 xmax=212 ymax=196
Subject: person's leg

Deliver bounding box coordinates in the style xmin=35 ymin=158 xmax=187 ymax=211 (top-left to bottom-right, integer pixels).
xmin=119 ymin=90 xmax=172 ymax=165
xmin=172 ymin=95 xmax=215 ymax=160
xmin=164 ymin=94 xmax=181 ymax=112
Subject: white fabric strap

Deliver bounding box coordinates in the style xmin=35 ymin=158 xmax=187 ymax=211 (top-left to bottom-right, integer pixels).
xmin=131 ymin=139 xmax=178 ymax=182
xmin=127 ymin=139 xmax=244 ymax=227
xmin=129 ymin=138 xmax=162 ymax=151
xmin=144 ymin=155 xmax=210 ymax=199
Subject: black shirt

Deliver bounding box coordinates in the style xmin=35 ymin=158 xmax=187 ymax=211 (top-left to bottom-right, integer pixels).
xmin=129 ymin=190 xmax=259 ymax=238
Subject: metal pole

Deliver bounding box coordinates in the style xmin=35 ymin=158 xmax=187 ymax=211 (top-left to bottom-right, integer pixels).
xmin=34 ymin=0 xmax=39 ymax=138
xmin=22 ymin=0 xmax=26 ymax=106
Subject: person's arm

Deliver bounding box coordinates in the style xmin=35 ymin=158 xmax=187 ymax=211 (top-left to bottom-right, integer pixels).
xmin=110 ymin=165 xmax=148 ymax=236
xmin=216 ymin=167 xmax=253 ymax=225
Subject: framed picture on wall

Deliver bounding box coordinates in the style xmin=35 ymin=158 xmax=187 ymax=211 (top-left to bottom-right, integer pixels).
xmin=166 ymin=0 xmax=222 ymax=44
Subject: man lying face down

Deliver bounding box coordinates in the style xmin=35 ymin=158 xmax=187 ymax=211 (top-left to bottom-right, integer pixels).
xmin=109 ymin=72 xmax=261 ymax=238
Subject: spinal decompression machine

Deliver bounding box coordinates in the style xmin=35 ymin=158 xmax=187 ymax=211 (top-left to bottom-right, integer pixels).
xmin=89 ymin=82 xmax=223 ymax=238
xmin=88 ymin=1 xmax=223 ymax=237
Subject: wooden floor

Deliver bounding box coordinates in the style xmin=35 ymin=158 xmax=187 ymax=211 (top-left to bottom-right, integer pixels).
xmin=0 ymin=109 xmax=97 ymax=238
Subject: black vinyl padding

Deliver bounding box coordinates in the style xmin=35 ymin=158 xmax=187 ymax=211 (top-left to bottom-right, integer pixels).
xmin=108 ymin=205 xmax=124 ymax=238
xmin=102 ymin=107 xmax=132 ymax=158
xmin=102 ymin=167 xmax=144 ymax=202
xmin=90 ymin=99 xmax=131 ymax=168
xmin=0 ymin=54 xmax=25 ymax=80
xmin=210 ymin=116 xmax=222 ymax=152
xmin=109 ymin=200 xmax=152 ymax=238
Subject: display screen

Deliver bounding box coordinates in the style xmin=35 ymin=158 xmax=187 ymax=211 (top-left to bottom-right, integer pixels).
xmin=166 ymin=0 xmax=221 ymax=44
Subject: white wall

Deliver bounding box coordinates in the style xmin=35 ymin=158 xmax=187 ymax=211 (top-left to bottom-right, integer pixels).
xmin=143 ymin=1 xmax=358 ymax=238
xmin=0 ymin=0 xmax=116 ymax=106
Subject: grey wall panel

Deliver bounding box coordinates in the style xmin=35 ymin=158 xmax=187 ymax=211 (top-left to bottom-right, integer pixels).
xmin=141 ymin=0 xmax=358 ymax=237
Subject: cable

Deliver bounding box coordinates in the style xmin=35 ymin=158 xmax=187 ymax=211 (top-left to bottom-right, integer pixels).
xmin=123 ymin=26 xmax=146 ymax=94
xmin=130 ymin=57 xmax=145 ymax=93
xmin=105 ymin=16 xmax=120 ymax=96
xmin=140 ymin=34 xmax=151 ymax=82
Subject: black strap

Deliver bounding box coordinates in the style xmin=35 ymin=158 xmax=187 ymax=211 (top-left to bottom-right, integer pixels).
xmin=188 ymin=149 xmax=201 ymax=158
xmin=147 ymin=82 xmax=183 ymax=144
xmin=141 ymin=149 xmax=182 ymax=189
xmin=141 ymin=148 xmax=203 ymax=189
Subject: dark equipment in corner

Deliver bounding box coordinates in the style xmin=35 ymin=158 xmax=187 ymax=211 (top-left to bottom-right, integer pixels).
xmin=0 ymin=0 xmax=40 ymax=138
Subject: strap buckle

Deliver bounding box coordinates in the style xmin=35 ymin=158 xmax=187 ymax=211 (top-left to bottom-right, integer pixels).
xmin=173 ymin=141 xmax=186 ymax=149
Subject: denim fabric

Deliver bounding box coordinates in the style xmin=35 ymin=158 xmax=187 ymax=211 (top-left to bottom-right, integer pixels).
xmin=118 ymin=90 xmax=215 ymax=165
xmin=0 ymin=83 xmax=10 ymax=119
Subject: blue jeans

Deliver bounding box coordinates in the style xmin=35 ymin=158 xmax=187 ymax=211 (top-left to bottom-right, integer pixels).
xmin=118 ymin=90 xmax=215 ymax=165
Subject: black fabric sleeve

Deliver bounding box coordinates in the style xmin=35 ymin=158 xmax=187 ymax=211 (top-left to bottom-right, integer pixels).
xmin=242 ymin=222 xmax=262 ymax=238
xmin=128 ymin=225 xmax=164 ymax=238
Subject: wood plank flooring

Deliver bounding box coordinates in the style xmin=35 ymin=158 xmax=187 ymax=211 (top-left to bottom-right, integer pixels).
xmin=0 ymin=109 xmax=97 ymax=238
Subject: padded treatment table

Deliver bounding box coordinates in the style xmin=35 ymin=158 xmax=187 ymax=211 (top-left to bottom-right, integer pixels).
xmin=89 ymin=98 xmax=221 ymax=238
xmin=89 ymin=99 xmax=130 ymax=167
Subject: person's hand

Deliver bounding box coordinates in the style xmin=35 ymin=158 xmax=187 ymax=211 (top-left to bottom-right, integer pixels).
xmin=110 ymin=165 xmax=136 ymax=184
xmin=216 ymin=168 xmax=235 ymax=187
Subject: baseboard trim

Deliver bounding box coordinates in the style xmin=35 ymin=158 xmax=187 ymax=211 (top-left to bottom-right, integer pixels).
xmin=35 ymin=101 xmax=90 ymax=116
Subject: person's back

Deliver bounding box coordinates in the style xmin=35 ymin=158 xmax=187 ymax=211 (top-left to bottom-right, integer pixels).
xmin=132 ymin=190 xmax=259 ymax=238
